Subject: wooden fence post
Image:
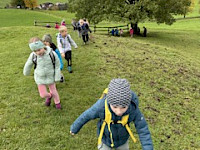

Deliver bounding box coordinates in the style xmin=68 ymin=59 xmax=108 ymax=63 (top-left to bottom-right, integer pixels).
xmin=94 ymin=25 xmax=96 ymax=33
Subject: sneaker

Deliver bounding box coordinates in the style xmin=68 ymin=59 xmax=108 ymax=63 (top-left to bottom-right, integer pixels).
xmin=55 ymin=103 xmax=61 ymax=109
xmin=60 ymin=75 xmax=64 ymax=83
xmin=67 ymin=66 xmax=73 ymax=73
xmin=45 ymin=96 xmax=52 ymax=106
xmin=67 ymin=66 xmax=70 ymax=71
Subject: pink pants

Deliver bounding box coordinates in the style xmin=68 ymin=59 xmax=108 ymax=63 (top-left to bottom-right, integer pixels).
xmin=37 ymin=83 xmax=60 ymax=104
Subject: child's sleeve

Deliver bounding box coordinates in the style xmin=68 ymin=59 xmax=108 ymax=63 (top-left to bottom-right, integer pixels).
xmin=23 ymin=53 xmax=34 ymax=76
xmin=133 ymin=108 xmax=154 ymax=150
xmin=70 ymin=99 xmax=103 ymax=134
xmin=68 ymin=35 xmax=78 ymax=48
xmin=56 ymin=36 xmax=64 ymax=53
xmin=53 ymin=51 xmax=61 ymax=82
xmin=54 ymin=49 xmax=63 ymax=70
xmin=86 ymin=24 xmax=92 ymax=33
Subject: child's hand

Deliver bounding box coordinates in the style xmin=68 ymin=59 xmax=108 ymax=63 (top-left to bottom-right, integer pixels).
xmin=70 ymin=131 xmax=75 ymax=135
xmin=61 ymin=53 xmax=65 ymax=58
xmin=75 ymin=46 xmax=78 ymax=49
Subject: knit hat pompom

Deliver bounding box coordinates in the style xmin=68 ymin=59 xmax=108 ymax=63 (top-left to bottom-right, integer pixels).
xmin=107 ymin=79 xmax=132 ymax=107
xmin=42 ymin=34 xmax=52 ymax=44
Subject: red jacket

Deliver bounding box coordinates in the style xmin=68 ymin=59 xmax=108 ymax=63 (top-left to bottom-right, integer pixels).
xmin=130 ymin=28 xmax=134 ymax=35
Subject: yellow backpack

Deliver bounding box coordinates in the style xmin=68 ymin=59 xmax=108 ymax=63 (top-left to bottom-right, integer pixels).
xmin=98 ymin=88 xmax=137 ymax=148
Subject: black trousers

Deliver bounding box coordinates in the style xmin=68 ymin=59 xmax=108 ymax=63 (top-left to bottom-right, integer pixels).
xmin=65 ymin=51 xmax=72 ymax=66
xmin=82 ymin=34 xmax=89 ymax=43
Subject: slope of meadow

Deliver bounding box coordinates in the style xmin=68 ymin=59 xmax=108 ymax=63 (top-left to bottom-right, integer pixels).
xmin=0 ymin=0 xmax=68 ymax=8
xmin=0 ymin=9 xmax=199 ymax=150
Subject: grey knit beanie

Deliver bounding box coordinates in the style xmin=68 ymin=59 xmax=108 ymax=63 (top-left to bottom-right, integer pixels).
xmin=42 ymin=34 xmax=52 ymax=43
xmin=107 ymin=79 xmax=132 ymax=107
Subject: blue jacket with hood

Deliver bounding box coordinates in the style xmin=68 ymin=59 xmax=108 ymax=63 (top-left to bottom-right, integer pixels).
xmin=70 ymin=91 xmax=154 ymax=149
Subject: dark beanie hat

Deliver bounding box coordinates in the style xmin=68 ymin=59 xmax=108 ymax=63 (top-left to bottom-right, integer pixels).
xmin=107 ymin=79 xmax=132 ymax=107
xmin=42 ymin=34 xmax=52 ymax=44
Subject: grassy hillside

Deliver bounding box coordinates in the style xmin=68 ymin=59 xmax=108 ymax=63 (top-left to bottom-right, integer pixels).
xmin=0 ymin=9 xmax=200 ymax=150
xmin=191 ymin=0 xmax=200 ymax=16
xmin=0 ymin=0 xmax=68 ymax=8
xmin=0 ymin=0 xmax=10 ymax=8
xmin=0 ymin=9 xmax=74 ymax=27
xmin=138 ymin=18 xmax=200 ymax=61
xmin=0 ymin=9 xmax=58 ymax=27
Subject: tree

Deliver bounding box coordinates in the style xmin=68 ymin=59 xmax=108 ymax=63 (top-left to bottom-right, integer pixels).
xmin=24 ymin=0 xmax=38 ymax=9
xmin=10 ymin=0 xmax=25 ymax=8
xmin=199 ymin=0 xmax=200 ymax=14
xmin=187 ymin=0 xmax=195 ymax=17
xmin=68 ymin=0 xmax=192 ymax=25
xmin=181 ymin=0 xmax=195 ymax=18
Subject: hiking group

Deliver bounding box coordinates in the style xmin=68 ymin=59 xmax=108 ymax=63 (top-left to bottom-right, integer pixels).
xmin=72 ymin=18 xmax=92 ymax=44
xmin=23 ymin=19 xmax=153 ymax=150
xmin=23 ymin=24 xmax=78 ymax=110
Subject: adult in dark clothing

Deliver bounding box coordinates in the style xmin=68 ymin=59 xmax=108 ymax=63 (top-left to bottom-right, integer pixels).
xmin=71 ymin=19 xmax=77 ymax=31
xmin=143 ymin=26 xmax=147 ymax=37
xmin=137 ymin=27 xmax=140 ymax=35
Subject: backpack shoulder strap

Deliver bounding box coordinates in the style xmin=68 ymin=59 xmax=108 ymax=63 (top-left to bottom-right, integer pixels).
xmin=58 ymin=34 xmax=64 ymax=48
xmin=32 ymin=51 xmax=56 ymax=71
xmin=118 ymin=114 xmax=137 ymax=143
xmin=60 ymin=39 xmax=64 ymax=48
xmin=67 ymin=35 xmax=71 ymax=44
xmin=98 ymin=88 xmax=137 ymax=146
xmin=32 ymin=53 xmax=37 ymax=69
xmin=99 ymin=88 xmax=108 ymax=99
xmin=49 ymin=50 xmax=55 ymax=70
xmin=98 ymin=99 xmax=114 ymax=147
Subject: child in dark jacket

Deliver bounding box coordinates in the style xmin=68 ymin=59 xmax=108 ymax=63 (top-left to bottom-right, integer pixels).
xmin=42 ymin=34 xmax=64 ymax=82
xmin=79 ymin=19 xmax=92 ymax=44
xmin=70 ymin=79 xmax=154 ymax=150
xmin=111 ymin=28 xmax=115 ymax=36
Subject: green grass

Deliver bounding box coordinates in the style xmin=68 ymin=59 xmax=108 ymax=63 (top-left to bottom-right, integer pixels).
xmin=0 ymin=0 xmax=10 ymax=8
xmin=138 ymin=18 xmax=200 ymax=60
xmin=0 ymin=9 xmax=74 ymax=27
xmin=0 ymin=9 xmax=59 ymax=27
xmin=0 ymin=9 xmax=75 ymax=28
xmin=189 ymin=0 xmax=200 ymax=17
xmin=41 ymin=10 xmax=75 ymax=22
xmin=0 ymin=9 xmax=200 ymax=150
xmin=0 ymin=0 xmax=68 ymax=8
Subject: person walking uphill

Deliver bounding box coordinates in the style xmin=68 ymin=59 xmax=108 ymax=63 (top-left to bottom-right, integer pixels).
xmin=70 ymin=79 xmax=154 ymax=150
xmin=42 ymin=34 xmax=64 ymax=82
xmin=23 ymin=37 xmax=62 ymax=109
xmin=79 ymin=19 xmax=92 ymax=45
xmin=57 ymin=25 xmax=78 ymax=73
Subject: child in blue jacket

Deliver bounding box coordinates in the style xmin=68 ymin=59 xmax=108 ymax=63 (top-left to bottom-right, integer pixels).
xmin=70 ymin=79 xmax=154 ymax=150
xmin=42 ymin=34 xmax=64 ymax=82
